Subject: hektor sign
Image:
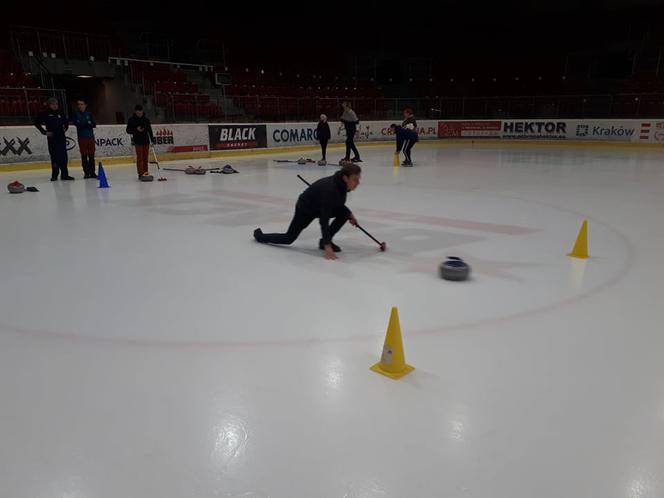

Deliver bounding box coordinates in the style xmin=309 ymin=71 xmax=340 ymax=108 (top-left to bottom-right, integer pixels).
xmin=502 ymin=120 xmax=568 ymax=139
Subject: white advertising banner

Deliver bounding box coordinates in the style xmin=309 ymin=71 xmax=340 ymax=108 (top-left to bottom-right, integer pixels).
xmin=437 ymin=119 xmax=658 ymax=143
xmin=498 ymin=119 xmax=656 ymax=142
xmin=267 ymin=122 xmax=329 ymax=148
xmin=267 ymin=120 xmax=440 ymax=148
xmin=0 ymin=126 xmax=55 ymax=164
xmin=565 ymin=119 xmax=649 ymax=143
xmin=3 ymin=118 xmax=664 ymax=166
xmin=0 ymin=123 xmax=209 ymax=164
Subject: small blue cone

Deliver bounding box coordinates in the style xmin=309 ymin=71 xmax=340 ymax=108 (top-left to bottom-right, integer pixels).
xmin=98 ymin=162 xmax=110 ymax=188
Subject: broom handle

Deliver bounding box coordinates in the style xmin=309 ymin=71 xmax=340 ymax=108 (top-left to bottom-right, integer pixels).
xmin=150 ymin=142 xmax=161 ymax=171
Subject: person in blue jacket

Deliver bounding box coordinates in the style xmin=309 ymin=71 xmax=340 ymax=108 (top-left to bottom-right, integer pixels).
xmin=72 ymin=98 xmax=98 ymax=178
xmin=390 ymin=123 xmax=418 ymax=167
xmin=34 ymin=97 xmax=74 ymax=181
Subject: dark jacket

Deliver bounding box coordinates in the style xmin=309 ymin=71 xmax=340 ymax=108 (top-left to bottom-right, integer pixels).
xmin=34 ymin=110 xmax=69 ymax=141
xmin=402 ymin=116 xmax=418 ymax=130
xmin=126 ymin=114 xmax=155 ymax=145
xmin=72 ymin=110 xmax=96 ymax=139
xmin=317 ymin=121 xmax=331 ymax=142
xmin=297 ymin=171 xmax=351 ymax=245
xmin=394 ymin=125 xmax=419 ymax=152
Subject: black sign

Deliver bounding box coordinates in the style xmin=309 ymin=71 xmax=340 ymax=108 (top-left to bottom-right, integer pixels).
xmin=209 ymin=125 xmax=267 ymax=150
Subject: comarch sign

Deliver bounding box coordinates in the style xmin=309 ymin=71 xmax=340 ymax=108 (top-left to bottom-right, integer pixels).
xmin=270 ymin=125 xmax=319 ymax=146
xmin=272 ymin=128 xmax=318 ymax=143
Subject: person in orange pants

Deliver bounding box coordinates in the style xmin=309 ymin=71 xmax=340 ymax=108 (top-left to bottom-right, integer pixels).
xmin=72 ymin=99 xmax=98 ymax=178
xmin=125 ymin=104 xmax=155 ymax=179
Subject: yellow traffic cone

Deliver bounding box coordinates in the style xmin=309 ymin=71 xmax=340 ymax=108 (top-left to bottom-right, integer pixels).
xmin=370 ymin=307 xmax=415 ymax=379
xmin=568 ymin=220 xmax=589 ymax=259
xmin=393 ymin=152 xmax=400 ymax=167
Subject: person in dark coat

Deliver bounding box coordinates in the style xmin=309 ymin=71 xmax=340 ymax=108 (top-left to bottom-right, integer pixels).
xmin=72 ymin=98 xmax=98 ymax=179
xmin=125 ymin=104 xmax=155 ymax=179
xmin=34 ymin=97 xmax=74 ymax=181
xmin=253 ymin=163 xmax=361 ymax=260
xmin=402 ymin=107 xmax=417 ymax=131
xmin=316 ymin=114 xmax=331 ymax=163
xmin=390 ymin=123 xmax=419 ymax=166
xmin=340 ymin=101 xmax=361 ymax=163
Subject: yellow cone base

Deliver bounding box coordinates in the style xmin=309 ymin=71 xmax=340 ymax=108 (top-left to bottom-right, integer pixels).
xmin=370 ymin=362 xmax=415 ymax=380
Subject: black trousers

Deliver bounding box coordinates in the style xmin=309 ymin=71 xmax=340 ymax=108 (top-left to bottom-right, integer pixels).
xmin=80 ymin=154 xmax=96 ymax=175
xmin=402 ymin=140 xmax=416 ymax=162
xmin=320 ymin=140 xmax=328 ymax=160
xmin=260 ymin=206 xmax=349 ymax=245
xmin=344 ymin=132 xmax=360 ymax=160
xmin=48 ymin=139 xmax=69 ymax=179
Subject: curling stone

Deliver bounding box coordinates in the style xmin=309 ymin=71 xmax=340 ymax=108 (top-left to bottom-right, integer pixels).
xmin=439 ymin=257 xmax=470 ymax=281
xmin=7 ymin=181 xmax=25 ymax=194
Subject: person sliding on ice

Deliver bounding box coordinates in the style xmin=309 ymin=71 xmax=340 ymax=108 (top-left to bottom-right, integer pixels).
xmin=253 ymin=163 xmax=362 ymax=261
xmin=402 ymin=107 xmax=417 ymax=131
xmin=126 ymin=104 xmax=155 ymax=180
xmin=340 ymin=101 xmax=361 ymax=163
xmin=72 ymin=98 xmax=98 ymax=179
xmin=317 ymin=114 xmax=331 ymax=165
xmin=390 ymin=123 xmax=418 ymax=166
xmin=34 ymin=97 xmax=74 ymax=181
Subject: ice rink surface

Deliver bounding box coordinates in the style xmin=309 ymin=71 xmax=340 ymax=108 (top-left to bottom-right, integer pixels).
xmin=1 ymin=142 xmax=663 ymax=498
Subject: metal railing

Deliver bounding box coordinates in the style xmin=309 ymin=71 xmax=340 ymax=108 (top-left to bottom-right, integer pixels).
xmin=158 ymin=93 xmax=664 ymax=122
xmin=0 ymin=88 xmax=68 ymax=125
xmin=156 ymin=93 xmax=227 ymax=122
xmin=3 ymin=91 xmax=664 ymax=125
xmin=10 ymin=25 xmax=119 ymax=61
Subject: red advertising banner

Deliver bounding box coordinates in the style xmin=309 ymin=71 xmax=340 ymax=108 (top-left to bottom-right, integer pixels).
xmin=438 ymin=121 xmax=501 ymax=139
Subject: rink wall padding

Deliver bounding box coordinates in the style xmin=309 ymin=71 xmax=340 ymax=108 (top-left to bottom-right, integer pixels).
xmin=2 ymin=119 xmax=664 ymax=170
